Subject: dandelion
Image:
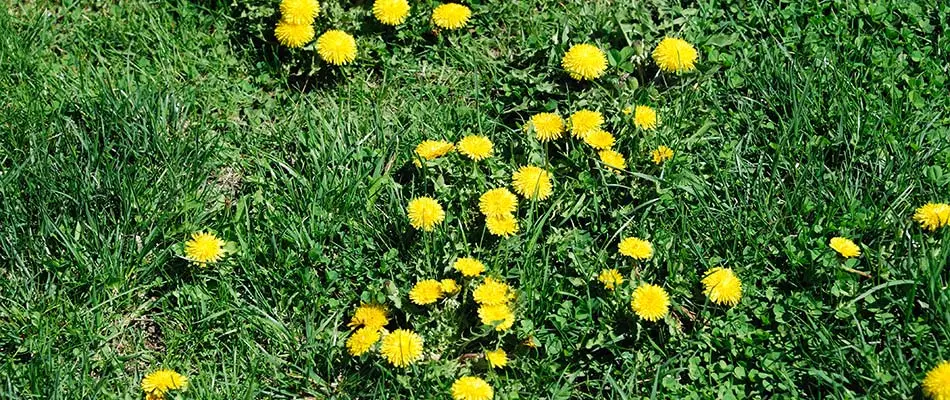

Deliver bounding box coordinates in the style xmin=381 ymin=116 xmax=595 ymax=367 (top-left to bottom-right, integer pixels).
xmin=618 ymin=237 xmax=653 ymax=260
xmin=457 ymin=135 xmax=493 ymax=161
xmin=348 ymin=303 xmax=389 ymax=331
xmin=829 ymin=237 xmax=861 ymax=258
xmin=651 ymin=146 xmax=674 ymax=164
xmin=511 ymin=165 xmax=553 ymax=200
xmin=280 ymin=0 xmax=320 ymax=25
xmin=380 ymin=329 xmax=424 ymax=367
xmin=598 ymin=150 xmax=626 ymax=172
xmin=622 ymin=106 xmax=633 ymax=115
xmin=184 ymin=231 xmax=226 ymax=265
xmin=652 ymin=37 xmax=698 ymax=73
xmin=583 ymin=129 xmax=615 ymax=150
xmin=373 ymin=0 xmax=410 ymax=25
xmin=477 ymin=303 xmax=515 ymax=331
xmin=561 ymin=43 xmax=608 ymax=81
xmin=485 ymin=349 xmax=508 ymax=369
xmin=473 ymin=277 xmax=513 ymax=305
xmin=914 ymin=202 xmax=950 ymax=231
xmin=440 ymin=279 xmax=460 ymax=294
xmin=346 ymin=327 xmax=380 ymax=356
xmin=406 ymin=197 xmax=445 ymax=231
xmin=702 ymin=267 xmax=742 ymax=306
xmin=924 ymin=360 xmax=950 ymax=400
xmin=597 ymin=269 xmax=624 ymax=290
xmin=486 ymin=214 xmax=519 ymax=238
xmin=432 ymin=3 xmax=471 ymax=30
xmin=479 ymin=188 xmax=518 ymax=217
xmin=316 ymin=30 xmax=357 ymax=65
xmin=415 ymin=140 xmax=455 ymax=161
xmin=630 ymin=284 xmax=669 ymax=322
xmin=634 ymin=106 xmax=658 ymax=130
xmin=526 ymin=113 xmax=565 ymax=142
xmin=569 ymin=109 xmax=604 ymax=138
xmin=275 ymin=21 xmax=315 ymax=48
xmin=454 ymin=257 xmax=486 ymax=277
xmin=141 ymin=369 xmax=188 ymax=398
xmin=451 ymin=376 xmax=494 ymax=400
xmin=410 ymin=279 xmax=444 ymax=305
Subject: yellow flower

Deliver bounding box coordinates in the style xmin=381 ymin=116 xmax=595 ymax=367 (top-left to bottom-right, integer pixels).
xmin=583 ymin=129 xmax=615 ymax=150
xmin=415 ymin=139 xmax=455 ymax=161
xmin=622 ymin=106 xmax=633 ymax=115
xmin=561 ymin=43 xmax=608 ymax=81
xmin=141 ymin=369 xmax=188 ymax=397
xmin=924 ymin=361 xmax=950 ymax=400
xmin=184 ymin=231 xmax=226 ymax=265
xmin=630 ymin=284 xmax=669 ymax=322
xmin=485 ymin=349 xmax=508 ymax=369
xmin=380 ymin=329 xmax=424 ymax=367
xmin=432 ymin=3 xmax=471 ymax=30
xmin=440 ymin=279 xmax=460 ymax=294
xmin=651 ymin=146 xmax=674 ymax=164
xmin=316 ymin=30 xmax=357 ymax=65
xmin=526 ymin=113 xmax=565 ymax=142
xmin=597 ymin=269 xmax=624 ymax=290
xmin=511 ymin=165 xmax=553 ymax=200
xmin=274 ymin=21 xmax=315 ymax=49
xmin=454 ymin=257 xmax=486 ymax=277
xmin=634 ymin=105 xmax=658 ymax=130
xmin=914 ymin=202 xmax=950 ymax=231
xmin=485 ymin=214 xmax=519 ymax=238
xmin=479 ymin=188 xmax=518 ymax=217
xmin=473 ymin=277 xmax=513 ymax=305
xmin=457 ymin=135 xmax=493 ymax=161
xmin=406 ymin=196 xmax=445 ymax=231
xmin=569 ymin=109 xmax=604 ymax=138
xmin=702 ymin=267 xmax=742 ymax=306
xmin=279 ymin=0 xmax=320 ymax=24
xmin=451 ymin=376 xmax=494 ymax=400
xmin=618 ymin=237 xmax=653 ymax=260
xmin=478 ymin=303 xmax=515 ymax=331
xmin=652 ymin=37 xmax=698 ymax=73
xmin=346 ymin=327 xmax=380 ymax=356
xmin=829 ymin=237 xmax=861 ymax=258
xmin=348 ymin=303 xmax=389 ymax=331
xmin=410 ymin=279 xmax=444 ymax=305
xmin=598 ymin=150 xmax=626 ymax=172
xmin=372 ymin=0 xmax=410 ymax=25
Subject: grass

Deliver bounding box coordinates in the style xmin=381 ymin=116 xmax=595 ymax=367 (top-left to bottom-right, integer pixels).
xmin=1 ymin=0 xmax=949 ymax=398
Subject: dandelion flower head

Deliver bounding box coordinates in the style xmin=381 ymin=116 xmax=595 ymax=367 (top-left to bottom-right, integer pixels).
xmin=457 ymin=135 xmax=493 ymax=161
xmin=597 ymin=268 xmax=624 ymax=290
xmin=485 ymin=214 xmax=519 ymax=238
xmin=410 ymin=279 xmax=445 ymax=305
xmin=380 ymin=329 xmax=424 ymax=367
xmin=346 ymin=327 xmax=380 ymax=356
xmin=185 ymin=231 xmax=226 ymax=265
xmin=275 ymin=21 xmax=315 ymax=48
xmin=141 ymin=369 xmax=188 ymax=397
xmin=634 ymin=105 xmax=658 ymax=130
xmin=479 ymin=188 xmax=518 ymax=217
xmin=618 ymin=237 xmax=653 ymax=260
xmin=432 ymin=3 xmax=471 ymax=30
xmin=526 ymin=113 xmax=565 ymax=142
xmin=485 ymin=349 xmax=508 ymax=369
xmin=454 ymin=257 xmax=486 ymax=277
xmin=512 ymin=165 xmax=553 ymax=200
xmin=373 ymin=0 xmax=410 ymax=25
xmin=440 ymin=279 xmax=460 ymax=294
xmin=583 ymin=129 xmax=615 ymax=150
xmin=316 ymin=30 xmax=357 ymax=65
xmin=473 ymin=277 xmax=513 ymax=305
xmin=452 ymin=376 xmax=494 ymax=400
xmin=561 ymin=43 xmax=608 ymax=81
xmin=406 ymin=196 xmax=445 ymax=231
xmin=652 ymin=37 xmax=698 ymax=73
xmin=702 ymin=267 xmax=742 ymax=306
xmin=630 ymin=284 xmax=670 ymax=322
xmin=348 ymin=303 xmax=389 ymax=331
xmin=569 ymin=109 xmax=604 ymax=138
xmin=829 ymin=237 xmax=861 ymax=258
xmin=279 ymin=0 xmax=320 ymax=24
xmin=415 ymin=139 xmax=455 ymax=161
xmin=478 ymin=303 xmax=515 ymax=331
xmin=651 ymin=146 xmax=674 ymax=164
xmin=914 ymin=202 xmax=950 ymax=231
xmin=599 ymin=150 xmax=626 ymax=172
xmin=924 ymin=360 xmax=950 ymax=400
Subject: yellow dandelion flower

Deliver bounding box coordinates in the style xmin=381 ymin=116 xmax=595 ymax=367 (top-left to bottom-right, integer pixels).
xmin=406 ymin=196 xmax=445 ymax=231
xmin=473 ymin=277 xmax=513 ymax=305
xmin=410 ymin=279 xmax=444 ymax=305
xmin=477 ymin=303 xmax=515 ymax=331
xmin=316 ymin=30 xmax=357 ymax=65
xmin=597 ymin=268 xmax=624 ymax=290
xmin=451 ymin=376 xmax=494 ymax=400
xmin=526 ymin=113 xmax=565 ymax=142
xmin=432 ymin=3 xmax=471 ymax=30
xmin=372 ymin=0 xmax=410 ymax=25
xmin=634 ymin=105 xmax=658 ymax=130
xmin=829 ymin=237 xmax=861 ymax=258
xmin=583 ymin=129 xmax=615 ymax=150
xmin=141 ymin=369 xmax=188 ymax=397
xmin=485 ymin=214 xmax=519 ymax=238
xmin=702 ymin=267 xmax=742 ymax=306
xmin=630 ymin=284 xmax=670 ymax=322
xmin=511 ymin=165 xmax=553 ymax=200
xmin=457 ymin=135 xmax=493 ymax=161
xmin=440 ymin=279 xmax=460 ymax=294
xmin=275 ymin=21 xmax=315 ymax=49
xmin=569 ymin=109 xmax=604 ymax=138
xmin=652 ymin=37 xmax=698 ymax=73
xmin=279 ymin=0 xmax=320 ymax=24
xmin=184 ymin=231 xmax=226 ymax=265
xmin=379 ymin=329 xmax=424 ymax=367
xmin=651 ymin=146 xmax=673 ymax=164
xmin=561 ymin=43 xmax=608 ymax=81
xmin=479 ymin=188 xmax=518 ymax=217
xmin=454 ymin=257 xmax=486 ymax=277
xmin=346 ymin=327 xmax=380 ymax=356
xmin=618 ymin=237 xmax=653 ymax=260
xmin=622 ymin=106 xmax=633 ymax=115
xmin=415 ymin=139 xmax=455 ymax=161
xmin=924 ymin=361 xmax=950 ymax=400
xmin=598 ymin=149 xmax=626 ymax=172
xmin=485 ymin=349 xmax=508 ymax=369
xmin=914 ymin=202 xmax=950 ymax=231
xmin=348 ymin=303 xmax=389 ymax=331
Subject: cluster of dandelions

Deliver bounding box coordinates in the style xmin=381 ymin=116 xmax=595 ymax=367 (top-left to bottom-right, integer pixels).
xmin=560 ymin=36 xmax=698 ymax=82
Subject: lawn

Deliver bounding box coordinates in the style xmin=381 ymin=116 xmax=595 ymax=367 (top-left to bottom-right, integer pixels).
xmin=1 ymin=0 xmax=949 ymax=398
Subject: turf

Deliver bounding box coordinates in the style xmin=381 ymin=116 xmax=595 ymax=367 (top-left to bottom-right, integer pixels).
xmin=1 ymin=0 xmax=949 ymax=398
